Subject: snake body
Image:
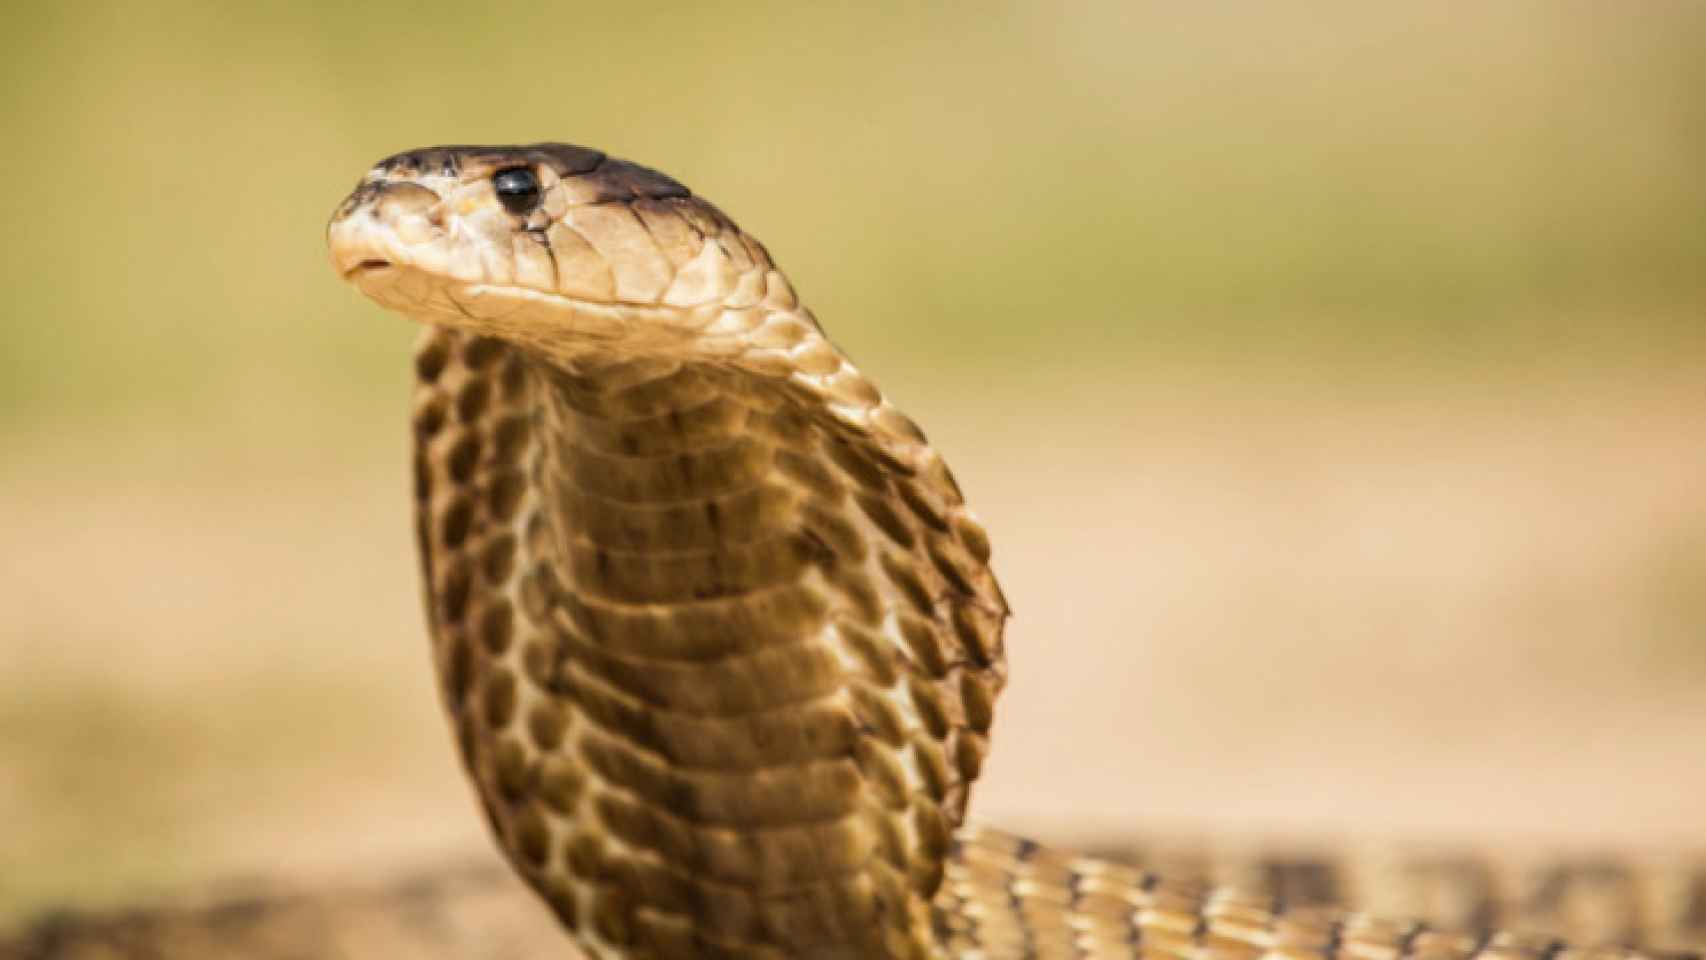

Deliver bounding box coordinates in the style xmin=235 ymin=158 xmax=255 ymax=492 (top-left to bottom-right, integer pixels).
xmin=326 ymin=143 xmax=1681 ymax=960
xmin=332 ymin=144 xmax=1005 ymax=957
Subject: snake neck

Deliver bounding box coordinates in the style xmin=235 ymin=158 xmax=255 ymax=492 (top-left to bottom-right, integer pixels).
xmin=411 ymin=320 xmax=1007 ymax=959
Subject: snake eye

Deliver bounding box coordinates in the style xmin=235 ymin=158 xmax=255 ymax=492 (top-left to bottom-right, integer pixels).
xmin=492 ymin=167 xmax=542 ymax=216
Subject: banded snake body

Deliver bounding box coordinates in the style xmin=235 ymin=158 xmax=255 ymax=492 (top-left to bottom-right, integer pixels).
xmin=326 ymin=143 xmax=1683 ymax=960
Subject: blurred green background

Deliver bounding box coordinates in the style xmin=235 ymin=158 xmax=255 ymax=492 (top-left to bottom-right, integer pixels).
xmin=2 ymin=0 xmax=1704 ymax=922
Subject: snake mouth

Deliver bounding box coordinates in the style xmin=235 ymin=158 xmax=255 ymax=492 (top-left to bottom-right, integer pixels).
xmin=342 ymin=258 xmax=394 ymax=280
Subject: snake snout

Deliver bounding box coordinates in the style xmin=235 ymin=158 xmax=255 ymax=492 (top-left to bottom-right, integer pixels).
xmin=327 ymin=180 xmax=446 ymax=282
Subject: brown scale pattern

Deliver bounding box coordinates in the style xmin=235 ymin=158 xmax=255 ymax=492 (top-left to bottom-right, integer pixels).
xmin=938 ymin=827 xmax=1704 ymax=960
xmin=413 ymin=322 xmax=1005 ymax=958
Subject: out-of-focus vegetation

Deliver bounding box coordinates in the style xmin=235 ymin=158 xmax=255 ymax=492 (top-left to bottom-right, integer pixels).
xmin=2 ymin=0 xmax=1704 ymax=924
xmin=2 ymin=1 xmax=1704 ymax=438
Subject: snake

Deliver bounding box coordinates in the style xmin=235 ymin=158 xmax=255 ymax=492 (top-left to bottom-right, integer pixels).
xmin=323 ymin=142 xmax=1687 ymax=960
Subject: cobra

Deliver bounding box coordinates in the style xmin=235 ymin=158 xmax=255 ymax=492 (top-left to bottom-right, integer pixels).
xmin=327 ymin=143 xmax=1675 ymax=960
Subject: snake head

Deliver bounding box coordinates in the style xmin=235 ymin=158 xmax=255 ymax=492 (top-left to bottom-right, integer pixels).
xmin=327 ymin=143 xmax=797 ymax=357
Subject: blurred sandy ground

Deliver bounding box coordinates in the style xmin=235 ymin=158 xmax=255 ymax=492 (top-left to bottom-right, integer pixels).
xmin=2 ymin=0 xmax=1703 ymax=923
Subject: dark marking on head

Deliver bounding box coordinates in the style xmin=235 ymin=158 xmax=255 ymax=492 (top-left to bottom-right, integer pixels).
xmin=365 ymin=143 xmax=695 ymax=215
xmin=375 ymin=143 xmax=605 ymax=180
xmin=333 ymin=181 xmax=384 ymax=220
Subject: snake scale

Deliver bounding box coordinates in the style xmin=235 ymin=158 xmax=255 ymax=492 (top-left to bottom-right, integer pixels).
xmin=321 ymin=142 xmax=1690 ymax=960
